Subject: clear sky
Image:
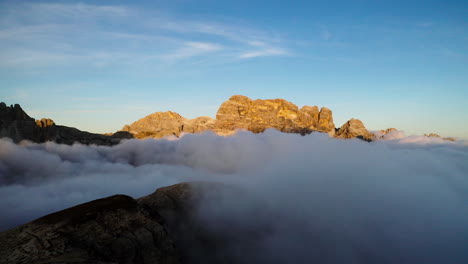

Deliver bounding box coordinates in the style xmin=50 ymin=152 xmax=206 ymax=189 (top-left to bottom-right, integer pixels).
xmin=1 ymin=0 xmax=467 ymax=138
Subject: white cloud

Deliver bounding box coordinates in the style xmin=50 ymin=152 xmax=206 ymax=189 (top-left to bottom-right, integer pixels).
xmin=162 ymin=42 xmax=223 ymax=60
xmin=239 ymin=48 xmax=288 ymax=59
xmin=0 ymin=2 xmax=289 ymax=70
xmin=0 ymin=130 xmax=467 ymax=263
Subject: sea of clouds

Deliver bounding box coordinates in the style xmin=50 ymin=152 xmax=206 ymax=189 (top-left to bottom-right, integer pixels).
xmin=1 ymin=130 xmax=467 ymax=263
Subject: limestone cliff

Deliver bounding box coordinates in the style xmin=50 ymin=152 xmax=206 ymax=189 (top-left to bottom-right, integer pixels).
xmin=214 ymin=95 xmax=335 ymax=135
xmin=124 ymin=95 xmax=336 ymax=139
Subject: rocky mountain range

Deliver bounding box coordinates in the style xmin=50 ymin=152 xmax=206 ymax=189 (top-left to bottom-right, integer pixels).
xmin=122 ymin=95 xmax=361 ymax=140
xmin=1 ymin=95 xmax=456 ymax=144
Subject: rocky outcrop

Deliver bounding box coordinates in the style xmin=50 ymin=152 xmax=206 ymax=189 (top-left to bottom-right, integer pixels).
xmin=0 ymin=182 xmax=253 ymax=264
xmin=0 ymin=103 xmax=38 ymax=142
xmin=372 ymin=128 xmax=402 ymax=140
xmin=0 ymin=102 xmax=132 ymax=145
xmin=35 ymin=118 xmax=55 ymax=128
xmin=380 ymin=128 xmax=398 ymax=135
xmin=0 ymin=193 xmax=182 ymax=264
xmin=335 ymin=118 xmax=374 ymax=142
xmin=182 ymin=116 xmax=216 ymax=134
xmin=122 ymin=111 xmax=186 ymax=138
xmin=122 ymin=111 xmax=215 ymax=139
xmin=214 ymin=95 xmax=335 ymax=135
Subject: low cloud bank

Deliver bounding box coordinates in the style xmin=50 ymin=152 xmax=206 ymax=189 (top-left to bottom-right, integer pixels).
xmin=1 ymin=130 xmax=467 ymax=263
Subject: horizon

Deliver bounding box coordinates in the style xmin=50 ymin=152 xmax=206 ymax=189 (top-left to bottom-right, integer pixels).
xmin=2 ymin=95 xmax=468 ymax=140
xmin=1 ymin=0 xmax=467 ymax=138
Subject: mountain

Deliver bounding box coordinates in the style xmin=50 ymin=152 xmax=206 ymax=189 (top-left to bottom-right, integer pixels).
xmin=4 ymin=95 xmax=455 ymax=143
xmin=0 ymin=103 xmax=132 ymax=145
xmin=0 ymin=182 xmax=246 ymax=264
xmin=121 ymin=111 xmax=215 ymax=139
xmin=122 ymin=95 xmax=337 ymax=139
xmin=213 ymin=95 xmax=335 ymax=135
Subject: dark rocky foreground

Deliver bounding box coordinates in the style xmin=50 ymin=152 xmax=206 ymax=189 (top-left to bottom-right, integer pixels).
xmin=0 ymin=182 xmax=234 ymax=264
xmin=1 ymin=182 xmax=466 ymax=264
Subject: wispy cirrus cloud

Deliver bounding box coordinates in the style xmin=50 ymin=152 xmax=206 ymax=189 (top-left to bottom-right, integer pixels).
xmin=238 ymin=40 xmax=289 ymax=59
xmin=239 ymin=48 xmax=288 ymax=59
xmin=161 ymin=42 xmax=223 ymax=61
xmin=0 ymin=2 xmax=289 ymax=71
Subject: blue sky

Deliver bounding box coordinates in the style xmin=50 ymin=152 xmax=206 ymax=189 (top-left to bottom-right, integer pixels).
xmin=1 ymin=0 xmax=467 ymax=138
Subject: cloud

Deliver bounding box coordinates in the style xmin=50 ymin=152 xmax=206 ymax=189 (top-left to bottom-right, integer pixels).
xmin=0 ymin=130 xmax=467 ymax=263
xmin=0 ymin=2 xmax=288 ymax=70
xmin=239 ymin=48 xmax=288 ymax=59
xmin=161 ymin=42 xmax=223 ymax=61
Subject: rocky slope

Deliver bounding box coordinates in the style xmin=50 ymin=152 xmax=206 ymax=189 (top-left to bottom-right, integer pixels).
xmin=0 ymin=182 xmax=251 ymax=264
xmin=0 ymin=103 xmax=132 ymax=145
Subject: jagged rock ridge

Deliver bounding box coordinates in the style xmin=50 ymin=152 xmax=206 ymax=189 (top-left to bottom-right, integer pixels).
xmin=213 ymin=95 xmax=335 ymax=135
xmin=0 ymin=103 xmax=132 ymax=145
xmin=122 ymin=95 xmax=336 ymax=139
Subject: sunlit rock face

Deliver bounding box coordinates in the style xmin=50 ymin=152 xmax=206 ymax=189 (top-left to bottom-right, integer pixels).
xmin=122 ymin=111 xmax=216 ymax=139
xmin=214 ymin=95 xmax=335 ymax=135
xmin=121 ymin=95 xmax=336 ymax=138
xmin=123 ymin=111 xmax=187 ymax=138
xmin=335 ymin=118 xmax=374 ymax=141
